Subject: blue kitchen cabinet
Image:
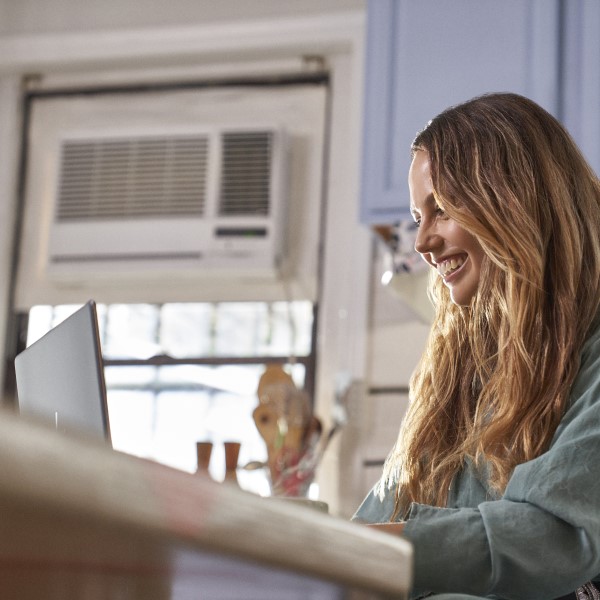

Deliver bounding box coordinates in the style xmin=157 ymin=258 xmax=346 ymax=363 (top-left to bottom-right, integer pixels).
xmin=360 ymin=0 xmax=561 ymax=224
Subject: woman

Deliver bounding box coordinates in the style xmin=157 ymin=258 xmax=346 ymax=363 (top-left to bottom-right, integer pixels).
xmin=354 ymin=93 xmax=600 ymax=600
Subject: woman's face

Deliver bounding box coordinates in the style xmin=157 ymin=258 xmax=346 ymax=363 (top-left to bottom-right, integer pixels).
xmin=409 ymin=150 xmax=485 ymax=306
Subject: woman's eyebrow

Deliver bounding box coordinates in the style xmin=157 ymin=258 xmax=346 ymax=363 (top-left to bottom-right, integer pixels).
xmin=411 ymin=194 xmax=436 ymax=216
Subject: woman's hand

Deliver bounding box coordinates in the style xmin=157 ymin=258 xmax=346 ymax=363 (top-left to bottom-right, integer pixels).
xmin=366 ymin=522 xmax=405 ymax=536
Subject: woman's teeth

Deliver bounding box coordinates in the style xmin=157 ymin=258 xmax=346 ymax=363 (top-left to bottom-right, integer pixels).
xmin=438 ymin=256 xmax=465 ymax=277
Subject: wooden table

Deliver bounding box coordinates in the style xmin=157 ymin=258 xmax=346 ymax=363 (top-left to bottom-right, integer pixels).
xmin=0 ymin=409 xmax=412 ymax=599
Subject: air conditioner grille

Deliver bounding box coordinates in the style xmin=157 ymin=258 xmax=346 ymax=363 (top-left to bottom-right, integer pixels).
xmin=219 ymin=131 xmax=272 ymax=216
xmin=56 ymin=136 xmax=209 ymax=221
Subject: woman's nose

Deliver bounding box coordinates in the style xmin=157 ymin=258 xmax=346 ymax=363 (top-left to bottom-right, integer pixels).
xmin=414 ymin=221 xmax=443 ymax=255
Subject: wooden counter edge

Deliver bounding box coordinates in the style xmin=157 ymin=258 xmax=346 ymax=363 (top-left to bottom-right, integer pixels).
xmin=0 ymin=409 xmax=412 ymax=597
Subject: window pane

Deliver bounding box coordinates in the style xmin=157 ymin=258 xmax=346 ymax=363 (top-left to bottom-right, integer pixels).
xmin=25 ymin=300 xmax=314 ymax=500
xmin=214 ymin=302 xmax=268 ymax=356
xmin=265 ymin=301 xmax=314 ymax=356
xmin=107 ymin=390 xmax=156 ymax=457
xmin=107 ymin=385 xmax=270 ymax=496
xmin=28 ymin=301 xmax=314 ymax=359
xmin=102 ymin=304 xmax=160 ymax=359
xmin=160 ymin=303 xmax=214 ymax=358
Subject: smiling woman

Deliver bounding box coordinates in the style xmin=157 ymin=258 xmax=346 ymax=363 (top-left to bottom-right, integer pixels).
xmin=354 ymin=92 xmax=600 ymax=600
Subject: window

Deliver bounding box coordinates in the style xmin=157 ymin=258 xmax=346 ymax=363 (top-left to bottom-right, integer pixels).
xmin=26 ymin=301 xmax=315 ymax=496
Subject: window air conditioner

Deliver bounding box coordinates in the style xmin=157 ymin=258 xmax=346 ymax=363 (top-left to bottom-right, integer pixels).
xmin=47 ymin=127 xmax=288 ymax=279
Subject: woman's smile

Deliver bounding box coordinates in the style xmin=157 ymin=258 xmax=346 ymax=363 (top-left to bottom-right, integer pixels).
xmin=436 ymin=254 xmax=467 ymax=279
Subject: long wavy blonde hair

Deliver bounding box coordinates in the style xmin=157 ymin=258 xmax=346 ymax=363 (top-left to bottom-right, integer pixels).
xmin=381 ymin=93 xmax=600 ymax=518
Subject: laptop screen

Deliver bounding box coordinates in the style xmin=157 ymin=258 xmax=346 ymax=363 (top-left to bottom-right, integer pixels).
xmin=15 ymin=300 xmax=111 ymax=444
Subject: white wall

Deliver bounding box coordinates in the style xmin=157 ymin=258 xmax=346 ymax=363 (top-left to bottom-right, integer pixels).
xmin=0 ymin=0 xmax=363 ymax=35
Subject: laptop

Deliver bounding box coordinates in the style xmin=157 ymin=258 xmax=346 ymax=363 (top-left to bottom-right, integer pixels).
xmin=15 ymin=300 xmax=111 ymax=444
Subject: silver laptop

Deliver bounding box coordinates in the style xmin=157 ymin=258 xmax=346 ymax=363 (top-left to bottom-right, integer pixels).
xmin=15 ymin=300 xmax=111 ymax=444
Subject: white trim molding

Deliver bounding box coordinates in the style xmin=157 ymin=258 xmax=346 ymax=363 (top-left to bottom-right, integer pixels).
xmin=0 ymin=11 xmax=364 ymax=75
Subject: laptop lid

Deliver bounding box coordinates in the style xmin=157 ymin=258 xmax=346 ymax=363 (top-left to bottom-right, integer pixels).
xmin=15 ymin=300 xmax=111 ymax=444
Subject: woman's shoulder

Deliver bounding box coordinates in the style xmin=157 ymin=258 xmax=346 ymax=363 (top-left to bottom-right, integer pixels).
xmin=581 ymin=322 xmax=600 ymax=364
xmin=553 ymin=323 xmax=600 ymax=437
xmin=572 ymin=323 xmax=600 ymax=393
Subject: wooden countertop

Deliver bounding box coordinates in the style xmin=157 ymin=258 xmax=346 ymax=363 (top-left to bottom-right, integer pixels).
xmin=0 ymin=409 xmax=412 ymax=599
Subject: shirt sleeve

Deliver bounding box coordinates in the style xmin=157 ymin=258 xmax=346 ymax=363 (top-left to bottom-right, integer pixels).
xmin=403 ymin=331 xmax=600 ymax=600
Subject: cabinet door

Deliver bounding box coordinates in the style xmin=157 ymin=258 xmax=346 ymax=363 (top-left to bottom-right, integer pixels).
xmin=360 ymin=0 xmax=561 ymax=224
xmin=562 ymin=0 xmax=600 ymax=176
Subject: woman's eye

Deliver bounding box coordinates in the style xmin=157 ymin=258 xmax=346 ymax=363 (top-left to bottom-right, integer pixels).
xmin=435 ymin=206 xmax=447 ymax=218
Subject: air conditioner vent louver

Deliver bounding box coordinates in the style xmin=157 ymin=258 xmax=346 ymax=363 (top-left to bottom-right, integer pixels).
xmin=43 ymin=126 xmax=287 ymax=283
xmin=219 ymin=131 xmax=272 ymax=216
xmin=56 ymin=135 xmax=209 ymax=221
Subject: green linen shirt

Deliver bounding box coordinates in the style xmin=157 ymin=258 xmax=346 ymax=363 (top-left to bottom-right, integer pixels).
xmin=353 ymin=325 xmax=600 ymax=600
